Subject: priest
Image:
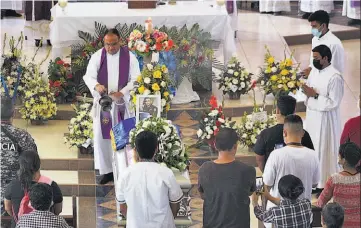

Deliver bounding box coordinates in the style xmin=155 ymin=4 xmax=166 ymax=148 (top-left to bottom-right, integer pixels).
xmin=343 ymin=0 xmax=361 ymax=25
xmin=83 ymin=29 xmax=140 ymax=185
xmin=302 ymin=44 xmax=344 ymax=192
xmin=302 ymin=10 xmax=345 ymax=78
xmin=300 ymin=0 xmax=334 ymax=19
xmin=259 ymin=0 xmax=290 ymax=15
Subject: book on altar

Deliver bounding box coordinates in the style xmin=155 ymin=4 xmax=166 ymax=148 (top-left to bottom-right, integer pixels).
xmin=124 ymin=144 xmax=136 ymax=167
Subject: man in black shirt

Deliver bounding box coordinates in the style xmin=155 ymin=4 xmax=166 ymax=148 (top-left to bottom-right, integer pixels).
xmin=253 ymin=95 xmax=314 ymax=172
xmin=198 ymin=128 xmax=256 ymax=228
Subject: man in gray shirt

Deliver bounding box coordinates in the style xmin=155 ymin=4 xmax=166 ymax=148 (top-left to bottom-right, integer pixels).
xmin=198 ymin=128 xmax=256 ymax=228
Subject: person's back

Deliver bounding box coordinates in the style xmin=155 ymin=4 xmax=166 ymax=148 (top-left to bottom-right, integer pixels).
xmin=340 ymin=96 xmax=361 ymax=147
xmin=199 ymin=161 xmax=255 ymax=228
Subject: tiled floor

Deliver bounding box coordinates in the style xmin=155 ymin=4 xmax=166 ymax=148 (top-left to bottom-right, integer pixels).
xmin=1 ymin=4 xmax=360 ymax=228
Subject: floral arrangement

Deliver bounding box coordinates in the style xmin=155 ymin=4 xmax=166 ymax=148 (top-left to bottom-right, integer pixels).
xmin=129 ymin=117 xmax=189 ymax=171
xmin=196 ymin=96 xmax=236 ymax=144
xmin=64 ymin=101 xmax=93 ymax=148
xmin=130 ymin=63 xmax=173 ymax=113
xmin=216 ymin=56 xmax=254 ymax=99
xmin=48 ymin=57 xmax=76 ymax=103
xmin=128 ymin=18 xmax=174 ymax=57
xmin=19 ymin=71 xmax=57 ymax=121
xmin=257 ymin=46 xmax=301 ymax=98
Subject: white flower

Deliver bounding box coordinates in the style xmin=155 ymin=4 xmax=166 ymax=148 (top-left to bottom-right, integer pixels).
xmin=169 ymin=94 xmax=174 ymax=99
xmin=161 ymin=81 xmax=166 ymax=87
xmin=261 ymin=80 xmax=265 ymax=86
xmin=155 ymin=91 xmax=161 ymax=95
xmin=271 ymin=67 xmax=277 ymax=73
xmin=245 ymin=121 xmax=253 ymax=130
xmin=163 ymin=126 xmax=172 ymax=137
xmin=144 ymin=90 xmax=151 ymax=95
xmin=144 ymin=77 xmax=151 ymax=84
xmin=251 ymin=135 xmax=257 ymax=144
xmin=167 ymin=143 xmax=172 ymax=149
xmin=204 ymin=118 xmax=208 ymax=122
xmin=234 ymin=72 xmax=239 ymax=76
xmin=291 ymin=75 xmax=296 ymax=80
xmin=163 ymin=68 xmax=169 ymax=74
xmin=287 ymin=81 xmax=295 ymax=88
xmin=232 ymin=79 xmax=239 ymax=84
xmin=206 ymin=135 xmax=211 ymax=139
xmin=227 ymin=69 xmax=234 ymax=74
xmin=146 ymin=64 xmax=153 ymax=71
xmin=161 ymin=99 xmax=166 ymax=107
xmin=208 ymin=130 xmax=214 ymax=135
xmin=225 ymin=77 xmax=229 ymax=81
xmin=213 ymin=126 xmax=218 ymax=130
xmin=70 ymin=118 xmax=76 ymax=124
xmin=231 ymin=85 xmax=238 ymax=92
xmin=211 ymin=109 xmax=219 ymax=115
xmin=197 ymin=129 xmax=203 ymax=137
xmin=220 ymin=86 xmax=225 ymax=91
xmin=142 ymin=121 xmax=150 ymax=128
xmin=135 ymin=40 xmax=147 ymax=52
xmin=130 ymin=90 xmax=135 ymax=96
xmin=242 ymin=133 xmax=247 ymax=138
xmin=278 ymin=84 xmax=283 ymax=88
xmin=218 ymin=118 xmax=225 ymax=123
xmin=205 ymin=126 xmax=211 ymax=131
xmin=240 ymin=82 xmax=246 ymax=88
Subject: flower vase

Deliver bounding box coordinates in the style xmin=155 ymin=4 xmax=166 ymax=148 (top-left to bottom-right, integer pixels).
xmin=143 ymin=52 xmax=159 ymax=65
xmin=78 ymin=146 xmax=93 ymax=155
xmin=228 ymin=91 xmax=241 ymax=100
xmin=30 ymin=119 xmax=48 ymax=125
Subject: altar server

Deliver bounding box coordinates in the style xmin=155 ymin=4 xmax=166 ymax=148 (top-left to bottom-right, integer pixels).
xmin=226 ymin=0 xmax=238 ymax=38
xmin=343 ymin=0 xmax=361 ymax=25
xmin=259 ymin=0 xmax=290 ymax=15
xmin=300 ymin=0 xmax=334 ymax=19
xmin=302 ymin=10 xmax=345 ymax=78
xmin=302 ymin=45 xmax=344 ymax=191
xmin=83 ymin=29 xmax=140 ymax=185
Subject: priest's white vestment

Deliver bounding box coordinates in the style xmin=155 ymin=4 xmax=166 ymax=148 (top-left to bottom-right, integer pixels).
xmin=300 ymin=0 xmax=334 ymax=13
xmin=83 ymin=49 xmax=140 ymax=175
xmin=309 ymin=31 xmax=345 ymax=74
xmin=342 ymin=0 xmax=361 ymax=20
xmin=304 ymin=65 xmax=344 ymax=189
xmin=259 ymin=0 xmax=290 ymax=13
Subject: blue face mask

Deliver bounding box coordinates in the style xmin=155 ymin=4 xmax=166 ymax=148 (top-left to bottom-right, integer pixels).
xmin=311 ymin=28 xmax=322 ymax=38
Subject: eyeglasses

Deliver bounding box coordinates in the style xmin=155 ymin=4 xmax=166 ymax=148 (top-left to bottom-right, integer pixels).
xmin=104 ymin=43 xmax=119 ymax=47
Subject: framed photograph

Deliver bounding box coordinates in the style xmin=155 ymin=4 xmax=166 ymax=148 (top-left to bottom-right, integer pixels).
xmin=136 ymin=95 xmax=161 ymax=123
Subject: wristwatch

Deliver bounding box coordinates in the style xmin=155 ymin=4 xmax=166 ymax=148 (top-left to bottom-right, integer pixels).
xmin=314 ymin=93 xmax=319 ymax=99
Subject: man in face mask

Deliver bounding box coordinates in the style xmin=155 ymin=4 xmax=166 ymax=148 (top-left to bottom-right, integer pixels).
xmin=302 ymin=44 xmax=344 ymax=194
xmin=301 ymin=10 xmax=345 ymax=78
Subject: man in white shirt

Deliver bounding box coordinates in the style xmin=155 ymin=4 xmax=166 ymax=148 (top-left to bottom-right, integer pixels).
xmin=302 ymin=10 xmax=345 ymax=77
xmin=263 ymin=114 xmax=320 ymax=228
xmin=117 ymin=131 xmax=183 ymax=228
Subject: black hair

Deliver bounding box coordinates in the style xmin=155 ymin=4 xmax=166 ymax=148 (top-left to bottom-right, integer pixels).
xmin=308 ymin=10 xmax=330 ymax=27
xmin=215 ymin=128 xmax=239 ymax=151
xmin=278 ymin=174 xmax=305 ymax=201
xmin=135 ymin=131 xmax=158 ymax=159
xmin=1 ymin=96 xmax=14 ymax=120
xmin=277 ymin=95 xmax=296 ymax=116
xmin=29 ymin=183 xmax=53 ymax=211
xmin=339 ymin=141 xmax=361 ymax=172
xmin=284 ymin=114 xmax=304 ymax=135
xmin=104 ymin=28 xmax=120 ymax=39
xmin=322 ymin=202 xmax=344 ymax=228
xmin=312 ymin=44 xmax=332 ymax=63
xmin=18 ymin=151 xmax=41 ymax=190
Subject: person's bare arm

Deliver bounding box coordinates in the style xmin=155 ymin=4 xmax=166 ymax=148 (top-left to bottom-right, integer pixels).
xmin=53 ymin=202 xmax=63 ymax=215
xmin=4 ymin=199 xmax=13 ymax=216
xmin=263 ymin=186 xmax=281 ymax=206
xmin=119 ymin=203 xmax=127 ymax=218
xmin=170 ymin=202 xmax=180 ymax=218
xmin=256 ymin=155 xmax=265 ymax=173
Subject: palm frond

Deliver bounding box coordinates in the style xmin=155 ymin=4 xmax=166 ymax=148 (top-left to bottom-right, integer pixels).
xmin=94 ymin=21 xmax=108 ymax=38
xmin=78 ymin=31 xmax=95 ymax=43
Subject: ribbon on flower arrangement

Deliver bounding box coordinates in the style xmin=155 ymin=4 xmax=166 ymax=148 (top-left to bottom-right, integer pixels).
xmin=0 ymin=66 xmax=22 ymax=103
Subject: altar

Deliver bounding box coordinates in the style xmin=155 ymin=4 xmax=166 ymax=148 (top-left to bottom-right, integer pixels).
xmin=49 ymin=1 xmax=236 ymax=62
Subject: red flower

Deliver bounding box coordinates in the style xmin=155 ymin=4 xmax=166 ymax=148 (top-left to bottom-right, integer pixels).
xmin=63 ymin=63 xmax=70 ymax=68
xmin=55 ymin=91 xmax=60 ymax=96
xmin=168 ymin=39 xmax=174 ymax=49
xmin=214 ymin=128 xmax=220 ymax=136
xmin=67 ymin=74 xmax=73 ymax=79
xmin=183 ymin=44 xmax=190 ymax=51
xmin=216 ymin=121 xmax=221 ymax=127
xmin=49 ymin=80 xmax=53 ymax=87
xmin=209 ymin=95 xmax=218 ymax=109
xmin=82 ymin=52 xmax=87 ymax=57
xmin=155 ymin=42 xmax=163 ymax=51
xmin=251 ymin=80 xmax=257 ymax=89
xmin=53 ymin=81 xmax=62 ymax=87
xmin=56 ymin=60 xmax=64 ymax=65
xmin=198 ymin=55 xmax=204 ymax=63
xmin=91 ymin=42 xmax=96 ymax=47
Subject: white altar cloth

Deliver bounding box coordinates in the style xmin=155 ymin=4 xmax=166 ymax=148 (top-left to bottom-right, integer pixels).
xmin=49 ymin=1 xmax=236 ymax=61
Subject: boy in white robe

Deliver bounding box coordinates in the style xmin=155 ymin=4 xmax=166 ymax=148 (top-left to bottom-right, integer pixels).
xmin=259 ymin=0 xmax=290 ymax=15
xmin=83 ymin=29 xmax=140 ymax=184
xmin=302 ymin=10 xmax=345 ymax=78
xmin=342 ymin=0 xmax=361 ymax=25
xmin=302 ymin=44 xmax=344 ymax=192
xmin=300 ymin=0 xmax=334 ymax=19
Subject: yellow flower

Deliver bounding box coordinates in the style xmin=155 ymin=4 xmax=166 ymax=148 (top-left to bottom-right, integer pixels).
xmin=265 ymin=67 xmax=271 ymax=74
xmin=280 ymin=69 xmax=289 ymax=76
xmin=152 ymin=83 xmax=160 ymax=91
xmin=270 ymin=75 xmax=278 ymax=81
xmin=132 ymin=96 xmax=136 ymax=104
xmin=153 ymin=70 xmax=162 ymax=79
xmin=161 ymin=65 xmax=167 ymax=72
xmin=163 ymin=91 xmax=169 ymax=97
xmin=136 ymin=75 xmax=142 ymax=83
xmin=267 ymin=56 xmax=274 ymax=64
xmin=166 ymin=103 xmax=170 ymax=111
xmin=285 ymin=58 xmax=293 ymax=67
xmin=138 ymin=86 xmax=145 ymax=94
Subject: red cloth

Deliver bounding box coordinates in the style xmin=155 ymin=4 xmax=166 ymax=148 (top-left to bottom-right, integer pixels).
xmin=340 ymin=116 xmax=361 ymax=148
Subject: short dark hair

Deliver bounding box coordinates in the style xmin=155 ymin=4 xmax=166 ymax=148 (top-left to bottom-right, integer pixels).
xmin=312 ymin=44 xmax=332 ymax=63
xmin=278 ymin=174 xmax=304 ymax=200
xmin=104 ymin=28 xmax=120 ymax=39
xmin=339 ymin=141 xmax=361 ymax=171
xmin=277 ymin=95 xmax=296 ymax=116
xmin=284 ymin=114 xmax=304 ymax=135
xmin=29 ymin=183 xmax=53 ymax=211
xmin=322 ymin=202 xmax=344 ymax=228
xmin=215 ymin=128 xmax=239 ymax=151
xmin=1 ymin=96 xmax=14 ymax=120
xmin=308 ymin=10 xmax=330 ymax=27
xmin=135 ymin=131 xmax=158 ymax=159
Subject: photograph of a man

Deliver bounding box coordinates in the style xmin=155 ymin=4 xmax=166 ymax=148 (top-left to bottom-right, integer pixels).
xmin=141 ymin=97 xmax=158 ymax=117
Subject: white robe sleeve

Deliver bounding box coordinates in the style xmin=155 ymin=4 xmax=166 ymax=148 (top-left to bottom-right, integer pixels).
xmin=306 ymin=75 xmax=344 ymax=112
xmin=83 ymin=51 xmax=101 ymax=99
xmin=330 ymin=43 xmax=345 ymax=74
xmin=120 ymin=52 xmax=140 ymax=96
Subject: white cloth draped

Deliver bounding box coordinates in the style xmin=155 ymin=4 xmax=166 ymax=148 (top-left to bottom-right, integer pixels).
xmin=309 ymin=31 xmax=345 ymax=75
xmin=300 ymin=0 xmax=334 ymax=13
xmin=304 ymin=65 xmax=344 ymax=189
xmin=83 ymin=49 xmax=140 ymax=175
xmin=259 ymin=0 xmax=291 ymax=12
xmin=342 ymin=0 xmax=361 ymax=20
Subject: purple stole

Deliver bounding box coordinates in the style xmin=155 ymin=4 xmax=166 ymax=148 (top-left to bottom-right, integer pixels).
xmin=226 ymin=0 xmax=234 ymax=14
xmin=351 ymin=0 xmax=360 ymax=8
xmin=98 ymin=47 xmax=130 ymax=139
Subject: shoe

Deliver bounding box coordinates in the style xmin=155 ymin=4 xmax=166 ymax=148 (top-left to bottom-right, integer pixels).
xmin=348 ymin=19 xmax=361 ymax=26
xmin=4 ymin=10 xmax=22 ymax=18
xmin=273 ymin=12 xmax=281 ymax=16
xmin=99 ymin=172 xmax=114 ymax=185
xmin=302 ymin=13 xmax=311 ymax=19
xmin=47 ymin=40 xmax=52 ymax=46
xmin=35 ymin=39 xmax=43 ymax=47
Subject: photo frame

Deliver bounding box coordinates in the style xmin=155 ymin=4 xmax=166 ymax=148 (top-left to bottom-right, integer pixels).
xmin=136 ymin=95 xmax=161 ymax=123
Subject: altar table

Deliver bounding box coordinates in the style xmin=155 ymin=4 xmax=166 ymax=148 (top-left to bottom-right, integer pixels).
xmin=49 ymin=1 xmax=236 ymax=61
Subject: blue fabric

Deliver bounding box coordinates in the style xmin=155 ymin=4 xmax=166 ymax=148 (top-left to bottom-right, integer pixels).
xmin=0 ymin=66 xmax=22 ymax=103
xmin=111 ymin=117 xmax=136 ymax=151
xmin=174 ymin=124 xmax=181 ymax=138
